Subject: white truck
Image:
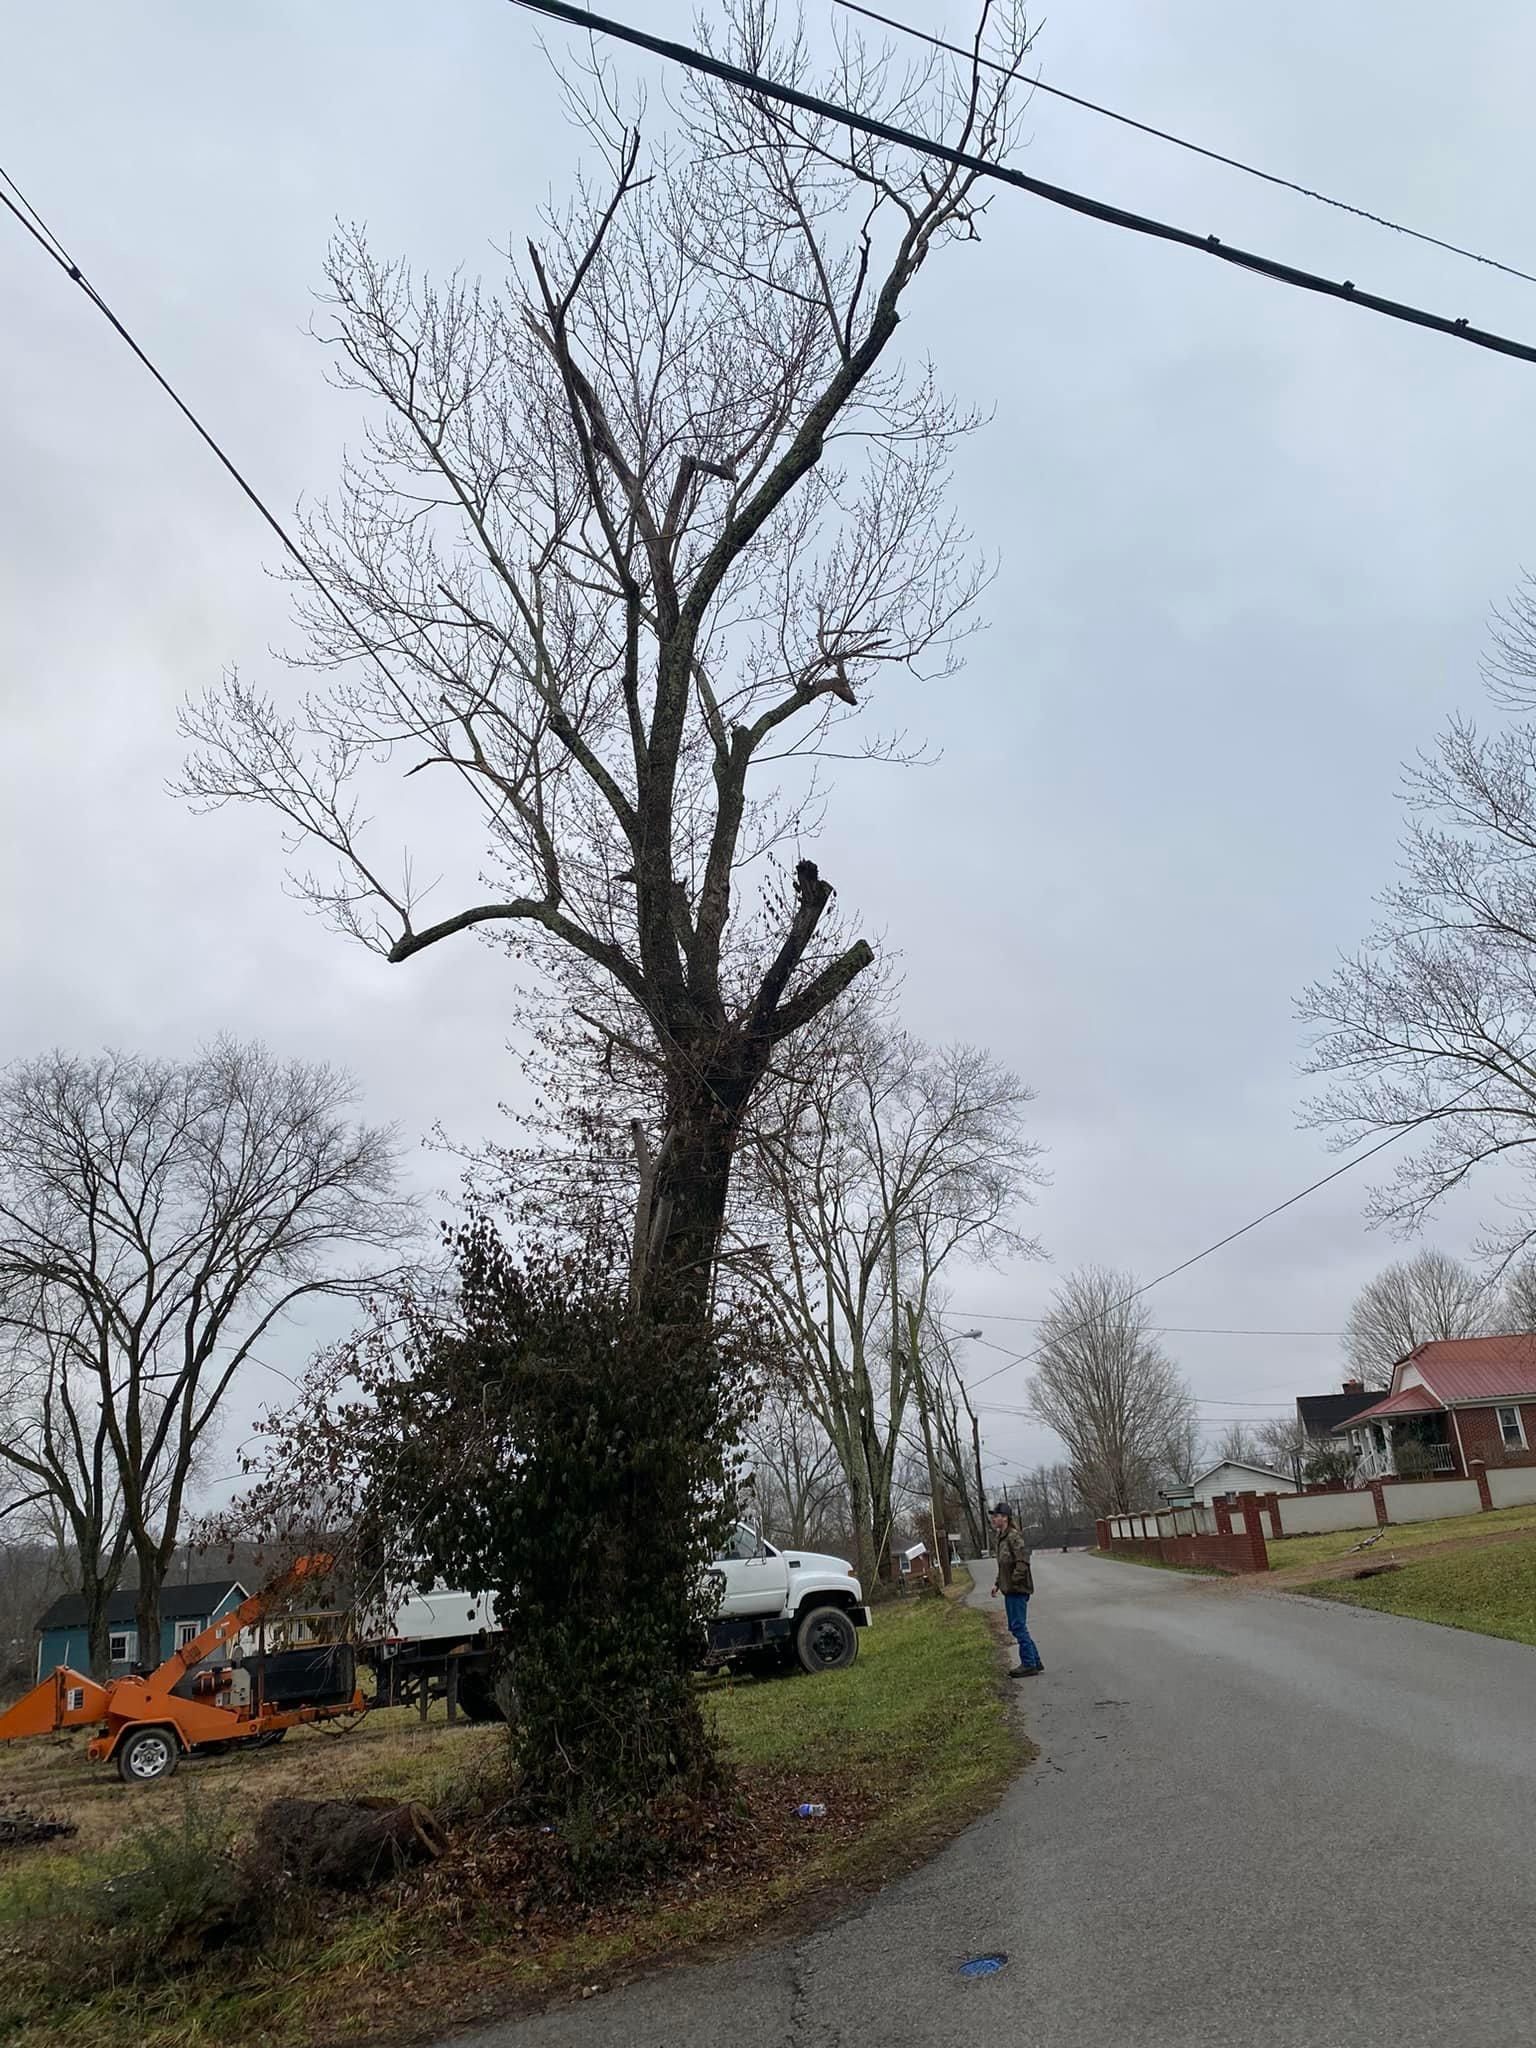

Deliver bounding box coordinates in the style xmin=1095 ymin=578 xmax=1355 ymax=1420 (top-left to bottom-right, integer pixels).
xmin=705 ymin=1523 xmax=871 ymax=1674
xmin=363 ymin=1525 xmax=870 ymax=1721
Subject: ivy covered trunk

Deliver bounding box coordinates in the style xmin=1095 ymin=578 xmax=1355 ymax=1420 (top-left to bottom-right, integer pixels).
xmin=383 ymin=1225 xmax=756 ymax=1876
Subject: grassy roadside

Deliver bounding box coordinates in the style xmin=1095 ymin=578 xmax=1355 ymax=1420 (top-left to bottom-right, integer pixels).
xmin=1266 ymin=1500 xmax=1536 ymax=1575
xmin=1304 ymin=1540 xmax=1536 ymax=1647
xmin=0 ymin=1590 xmax=1023 ymax=2048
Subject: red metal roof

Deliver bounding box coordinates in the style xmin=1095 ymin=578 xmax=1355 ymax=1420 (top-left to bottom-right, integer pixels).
xmin=1399 ymin=1335 xmax=1536 ymax=1404
xmin=1344 ymin=1385 xmax=1444 ymax=1428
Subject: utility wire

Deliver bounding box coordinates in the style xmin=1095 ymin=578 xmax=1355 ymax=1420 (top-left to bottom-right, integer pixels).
xmin=0 ymin=167 xmax=337 ymax=611
xmin=506 ymin=0 xmax=1536 ymax=369
xmin=956 ymin=1078 xmax=1487 ymax=1399
xmin=837 ymin=1 xmax=1536 ymax=290
xmin=950 ymin=1314 xmax=1345 ymax=1336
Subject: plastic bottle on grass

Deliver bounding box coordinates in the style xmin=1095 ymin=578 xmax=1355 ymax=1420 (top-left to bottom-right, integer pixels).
xmin=796 ymin=1803 xmax=827 ymax=1819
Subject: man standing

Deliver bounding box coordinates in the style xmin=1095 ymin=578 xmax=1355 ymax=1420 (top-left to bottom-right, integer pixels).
xmin=990 ymin=1502 xmax=1043 ymax=1678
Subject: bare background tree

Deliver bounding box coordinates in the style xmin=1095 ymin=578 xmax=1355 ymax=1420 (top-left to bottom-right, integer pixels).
xmin=744 ymin=1016 xmax=1042 ymax=1585
xmin=1028 ymin=1267 xmax=1197 ymax=1517
xmin=0 ymin=1044 xmax=413 ymax=1673
xmin=918 ymin=1315 xmax=991 ymax=1557
xmin=1213 ymin=1421 xmax=1263 ymax=1467
xmin=1159 ymin=1409 xmax=1202 ymax=1489
xmin=1341 ymin=1248 xmax=1491 ymax=1390
xmin=1253 ymin=1413 xmax=1308 ymax=1478
xmin=179 ymin=2 xmax=1034 ymax=1316
xmin=1303 ymin=574 xmax=1536 ymax=1261
xmin=1497 ymin=1254 xmax=1536 ymax=1332
xmin=744 ymin=1385 xmax=846 ymax=1550
xmin=1009 ymin=1462 xmax=1085 ymax=1547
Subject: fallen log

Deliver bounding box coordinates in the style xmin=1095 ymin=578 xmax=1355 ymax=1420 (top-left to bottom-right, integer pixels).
xmin=255 ymin=1796 xmax=448 ymax=1890
xmin=0 ymin=1799 xmax=77 ymax=1849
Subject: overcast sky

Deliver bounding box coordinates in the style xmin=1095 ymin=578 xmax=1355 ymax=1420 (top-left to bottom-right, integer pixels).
xmin=4 ymin=0 xmax=1534 ymax=1499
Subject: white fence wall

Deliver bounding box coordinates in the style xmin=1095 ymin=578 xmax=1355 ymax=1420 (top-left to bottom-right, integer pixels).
xmin=1487 ymin=1466 xmax=1536 ymax=1509
xmin=1276 ymin=1491 xmax=1376 ymax=1537
xmin=1383 ymin=1477 xmax=1481 ymax=1523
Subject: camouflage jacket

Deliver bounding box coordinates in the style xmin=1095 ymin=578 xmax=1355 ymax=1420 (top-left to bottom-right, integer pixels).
xmin=994 ymin=1525 xmax=1034 ymax=1596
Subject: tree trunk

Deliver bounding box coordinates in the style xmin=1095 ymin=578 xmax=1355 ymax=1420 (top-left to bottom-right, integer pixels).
xmin=83 ymin=1581 xmax=112 ymax=1681
xmin=641 ymin=1062 xmax=753 ymax=1316
xmin=134 ymin=1555 xmax=166 ymax=1675
xmin=845 ymin=1461 xmax=874 ymax=1593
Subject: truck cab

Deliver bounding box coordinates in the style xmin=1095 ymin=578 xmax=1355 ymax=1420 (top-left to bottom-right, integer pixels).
xmin=707 ymin=1524 xmax=871 ymax=1673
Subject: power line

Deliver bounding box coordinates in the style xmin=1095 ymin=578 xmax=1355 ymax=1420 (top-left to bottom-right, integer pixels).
xmin=955 ymin=1079 xmax=1486 ymax=1398
xmin=836 ymin=1 xmax=1536 ymax=291
xmin=950 ymin=1314 xmax=1344 ymax=1336
xmin=506 ymin=0 xmax=1536 ymax=370
xmin=0 ymin=160 xmax=529 ymax=938
xmin=0 ymin=168 xmax=338 ymax=616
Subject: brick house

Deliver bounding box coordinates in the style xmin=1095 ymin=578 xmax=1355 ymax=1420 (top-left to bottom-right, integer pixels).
xmin=1337 ymin=1336 xmax=1536 ymax=1482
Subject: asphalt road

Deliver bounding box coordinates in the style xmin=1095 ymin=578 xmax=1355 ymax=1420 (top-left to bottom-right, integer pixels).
xmin=455 ymin=1553 xmax=1536 ymax=2048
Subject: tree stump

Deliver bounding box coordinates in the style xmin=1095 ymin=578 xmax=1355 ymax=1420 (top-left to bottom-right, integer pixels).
xmin=255 ymin=1797 xmax=447 ymax=1889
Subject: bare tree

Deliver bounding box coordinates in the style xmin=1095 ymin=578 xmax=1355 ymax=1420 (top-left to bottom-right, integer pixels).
xmin=744 ymin=1018 xmax=1042 ymax=1586
xmin=745 ymin=1387 xmax=844 ymax=1549
xmin=1160 ymin=1409 xmax=1202 ymax=1488
xmin=1029 ymin=1268 xmax=1197 ymax=1517
xmin=178 ymin=4 xmax=1034 ymax=1317
xmin=1012 ymin=1461 xmax=1083 ymax=1545
xmin=1253 ymin=1414 xmax=1306 ymax=1479
xmin=1341 ymin=1249 xmax=1491 ymax=1390
xmin=1301 ymin=581 xmax=1536 ymax=1254
xmin=1214 ymin=1422 xmax=1262 ymax=1467
xmin=922 ymin=1320 xmax=990 ymax=1556
xmin=1494 ymin=1254 xmax=1536 ymax=1333
xmin=0 ymin=1045 xmax=414 ymax=1672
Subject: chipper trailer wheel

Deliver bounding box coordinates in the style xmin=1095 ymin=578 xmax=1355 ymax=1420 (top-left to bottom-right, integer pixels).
xmin=115 ymin=1725 xmax=180 ymax=1784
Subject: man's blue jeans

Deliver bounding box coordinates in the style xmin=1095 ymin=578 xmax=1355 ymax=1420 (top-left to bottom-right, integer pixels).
xmin=1003 ymin=1591 xmax=1042 ymax=1671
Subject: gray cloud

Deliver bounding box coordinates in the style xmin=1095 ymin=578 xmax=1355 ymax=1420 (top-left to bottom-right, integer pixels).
xmin=3 ymin=0 xmax=1531 ymax=1494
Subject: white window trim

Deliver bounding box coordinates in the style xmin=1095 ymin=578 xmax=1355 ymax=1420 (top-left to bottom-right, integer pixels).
xmin=175 ymin=1619 xmax=204 ymax=1648
xmin=107 ymin=1629 xmax=137 ymax=1662
xmin=1496 ymin=1404 xmax=1528 ymax=1451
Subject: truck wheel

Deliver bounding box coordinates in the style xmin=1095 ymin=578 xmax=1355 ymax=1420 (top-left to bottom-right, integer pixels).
xmin=795 ymin=1605 xmax=858 ymax=1675
xmin=116 ymin=1726 xmax=180 ymax=1784
xmin=457 ymin=1669 xmax=507 ymax=1724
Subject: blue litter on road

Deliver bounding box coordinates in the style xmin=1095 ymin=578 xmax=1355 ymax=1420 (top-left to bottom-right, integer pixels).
xmin=958 ymin=1953 xmax=1008 ymax=1978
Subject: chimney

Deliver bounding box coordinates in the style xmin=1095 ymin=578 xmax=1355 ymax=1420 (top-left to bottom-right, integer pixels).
xmin=1342 ymin=1379 xmax=1364 ymax=1395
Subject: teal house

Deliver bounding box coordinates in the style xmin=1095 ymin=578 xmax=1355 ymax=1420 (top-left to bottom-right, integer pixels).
xmin=34 ymin=1579 xmax=249 ymax=1680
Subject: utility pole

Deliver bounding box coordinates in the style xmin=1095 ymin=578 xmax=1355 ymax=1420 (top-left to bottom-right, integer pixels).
xmin=953 ymin=1330 xmax=987 ymax=1561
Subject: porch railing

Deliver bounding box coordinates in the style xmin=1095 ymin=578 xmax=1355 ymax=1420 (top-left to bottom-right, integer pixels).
xmin=1354 ymin=1442 xmax=1456 ymax=1483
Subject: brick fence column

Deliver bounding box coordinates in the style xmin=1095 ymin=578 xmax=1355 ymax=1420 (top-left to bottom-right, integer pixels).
xmin=1237 ymin=1493 xmax=1270 ymax=1572
xmin=1470 ymin=1459 xmax=1493 ymax=1512
xmin=1096 ymin=1518 xmax=1111 ymax=1551
xmin=1213 ymin=1498 xmax=1232 ymax=1535
xmin=1369 ymin=1480 xmax=1389 ymax=1527
xmin=1265 ymin=1492 xmax=1283 ymax=1538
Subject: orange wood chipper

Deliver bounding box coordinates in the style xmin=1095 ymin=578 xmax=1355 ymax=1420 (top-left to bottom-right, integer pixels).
xmin=0 ymin=1556 xmax=364 ymax=1783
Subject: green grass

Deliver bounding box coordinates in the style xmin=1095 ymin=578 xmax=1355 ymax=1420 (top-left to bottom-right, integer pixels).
xmin=1268 ymin=1500 xmax=1536 ymax=1573
xmin=713 ymin=1590 xmax=1017 ymax=1839
xmin=1308 ymin=1540 xmax=1536 ymax=1647
xmin=0 ymin=1593 xmax=1020 ymax=2048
